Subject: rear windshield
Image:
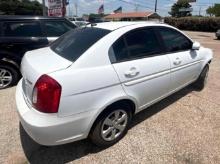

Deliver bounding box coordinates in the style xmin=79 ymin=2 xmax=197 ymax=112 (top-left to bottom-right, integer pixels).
xmin=50 ymin=27 xmax=111 ymax=62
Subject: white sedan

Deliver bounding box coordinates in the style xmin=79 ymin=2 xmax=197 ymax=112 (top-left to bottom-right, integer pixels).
xmin=16 ymin=22 xmax=213 ymax=147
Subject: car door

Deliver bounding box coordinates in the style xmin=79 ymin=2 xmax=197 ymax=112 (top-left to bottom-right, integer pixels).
xmin=157 ymin=27 xmax=201 ymax=91
xmin=42 ymin=20 xmax=76 ymax=44
xmin=110 ymin=27 xmax=171 ymax=111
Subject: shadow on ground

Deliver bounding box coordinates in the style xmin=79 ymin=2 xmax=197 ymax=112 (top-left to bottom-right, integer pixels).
xmin=20 ymin=86 xmax=194 ymax=164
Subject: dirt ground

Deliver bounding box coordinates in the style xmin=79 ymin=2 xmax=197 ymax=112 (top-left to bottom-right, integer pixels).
xmin=0 ymin=31 xmax=220 ymax=164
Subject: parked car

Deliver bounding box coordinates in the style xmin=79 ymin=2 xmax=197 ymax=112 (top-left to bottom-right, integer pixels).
xmin=16 ymin=22 xmax=213 ymax=147
xmin=89 ymin=18 xmax=109 ymax=24
xmin=69 ymin=17 xmax=88 ymax=27
xmin=0 ymin=15 xmax=77 ymax=89
xmin=71 ymin=21 xmax=88 ymax=27
xmin=216 ymin=29 xmax=220 ymax=39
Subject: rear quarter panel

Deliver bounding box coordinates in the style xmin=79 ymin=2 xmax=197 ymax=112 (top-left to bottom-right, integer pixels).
xmin=50 ymin=65 xmax=129 ymax=117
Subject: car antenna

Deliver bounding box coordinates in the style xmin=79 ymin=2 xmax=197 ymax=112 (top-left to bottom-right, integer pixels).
xmin=85 ymin=22 xmax=97 ymax=27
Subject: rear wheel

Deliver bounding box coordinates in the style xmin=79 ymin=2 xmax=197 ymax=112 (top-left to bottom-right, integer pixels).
xmin=89 ymin=104 xmax=132 ymax=147
xmin=193 ymin=65 xmax=209 ymax=91
xmin=0 ymin=64 xmax=20 ymax=89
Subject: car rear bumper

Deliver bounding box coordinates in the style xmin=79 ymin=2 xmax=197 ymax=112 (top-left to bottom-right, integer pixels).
xmin=16 ymin=80 xmax=95 ymax=146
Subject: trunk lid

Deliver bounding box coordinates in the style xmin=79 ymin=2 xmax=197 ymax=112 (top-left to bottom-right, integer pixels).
xmin=21 ymin=47 xmax=72 ymax=105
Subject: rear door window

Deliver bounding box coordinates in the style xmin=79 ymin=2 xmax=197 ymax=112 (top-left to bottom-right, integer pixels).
xmin=43 ymin=20 xmax=76 ymax=37
xmin=110 ymin=28 xmax=162 ymax=63
xmin=50 ymin=27 xmax=110 ymax=62
xmin=3 ymin=21 xmax=42 ymax=37
xmin=125 ymin=28 xmax=162 ymax=59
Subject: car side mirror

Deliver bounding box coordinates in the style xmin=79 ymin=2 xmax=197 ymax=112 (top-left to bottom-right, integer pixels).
xmin=192 ymin=42 xmax=200 ymax=50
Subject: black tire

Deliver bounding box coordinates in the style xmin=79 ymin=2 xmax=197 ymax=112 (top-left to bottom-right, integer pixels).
xmin=193 ymin=65 xmax=209 ymax=91
xmin=89 ymin=103 xmax=132 ymax=147
xmin=0 ymin=64 xmax=20 ymax=89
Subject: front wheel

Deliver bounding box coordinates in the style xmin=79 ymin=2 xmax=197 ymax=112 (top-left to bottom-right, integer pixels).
xmin=193 ymin=65 xmax=209 ymax=91
xmin=89 ymin=104 xmax=132 ymax=147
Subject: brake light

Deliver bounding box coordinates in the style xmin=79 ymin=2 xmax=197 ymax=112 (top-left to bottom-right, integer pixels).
xmin=32 ymin=75 xmax=61 ymax=113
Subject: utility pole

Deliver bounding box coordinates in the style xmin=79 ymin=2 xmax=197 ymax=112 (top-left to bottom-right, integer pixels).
xmin=135 ymin=3 xmax=139 ymax=12
xmin=68 ymin=0 xmax=71 ymax=17
xmin=103 ymin=0 xmax=105 ymax=14
xmin=154 ymin=0 xmax=157 ymax=13
xmin=74 ymin=3 xmax=78 ymax=16
xmin=42 ymin=0 xmax=46 ymax=16
xmin=199 ymin=6 xmax=201 ymax=16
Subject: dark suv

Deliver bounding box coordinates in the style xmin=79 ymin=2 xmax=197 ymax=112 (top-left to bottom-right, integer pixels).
xmin=0 ymin=15 xmax=76 ymax=89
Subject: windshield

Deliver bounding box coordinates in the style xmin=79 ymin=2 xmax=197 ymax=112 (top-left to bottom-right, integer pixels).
xmin=75 ymin=21 xmax=87 ymax=27
xmin=76 ymin=18 xmax=84 ymax=21
xmin=50 ymin=27 xmax=111 ymax=62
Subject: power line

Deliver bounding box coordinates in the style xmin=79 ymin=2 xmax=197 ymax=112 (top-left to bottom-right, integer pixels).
xmin=117 ymin=0 xmax=171 ymax=12
xmin=135 ymin=0 xmax=155 ymax=6
xmin=116 ymin=0 xmax=154 ymax=11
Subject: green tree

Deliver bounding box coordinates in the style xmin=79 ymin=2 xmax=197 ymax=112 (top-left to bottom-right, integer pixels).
xmin=206 ymin=4 xmax=220 ymax=17
xmin=206 ymin=7 xmax=214 ymax=16
xmin=169 ymin=0 xmax=192 ymax=17
xmin=0 ymin=0 xmax=44 ymax=15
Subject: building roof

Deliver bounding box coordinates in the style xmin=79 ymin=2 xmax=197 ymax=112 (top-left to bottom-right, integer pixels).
xmin=104 ymin=12 xmax=155 ymax=19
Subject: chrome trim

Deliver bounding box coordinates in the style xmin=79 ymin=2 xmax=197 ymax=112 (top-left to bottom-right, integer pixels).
xmin=124 ymin=69 xmax=170 ymax=86
xmin=171 ymin=60 xmax=202 ymax=73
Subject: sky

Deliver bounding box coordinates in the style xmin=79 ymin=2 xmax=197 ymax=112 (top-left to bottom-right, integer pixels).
xmin=38 ymin=0 xmax=220 ymax=17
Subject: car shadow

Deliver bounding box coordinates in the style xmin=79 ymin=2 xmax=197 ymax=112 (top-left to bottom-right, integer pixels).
xmin=20 ymin=86 xmax=194 ymax=164
xmin=130 ymin=86 xmax=193 ymax=129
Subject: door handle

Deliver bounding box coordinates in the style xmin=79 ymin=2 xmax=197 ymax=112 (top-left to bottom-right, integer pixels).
xmin=173 ymin=58 xmax=182 ymax=65
xmin=125 ymin=67 xmax=140 ymax=78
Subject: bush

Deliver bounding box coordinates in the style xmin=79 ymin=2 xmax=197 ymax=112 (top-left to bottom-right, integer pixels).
xmin=164 ymin=17 xmax=220 ymax=32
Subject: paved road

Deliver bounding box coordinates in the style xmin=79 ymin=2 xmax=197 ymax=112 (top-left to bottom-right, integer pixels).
xmin=0 ymin=31 xmax=220 ymax=164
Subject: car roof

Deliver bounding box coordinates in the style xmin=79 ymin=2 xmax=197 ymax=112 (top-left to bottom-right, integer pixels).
xmin=0 ymin=15 xmax=66 ymax=21
xmin=95 ymin=21 xmax=164 ymax=31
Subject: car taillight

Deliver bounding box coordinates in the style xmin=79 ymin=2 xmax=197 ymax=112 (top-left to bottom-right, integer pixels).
xmin=32 ymin=74 xmax=61 ymax=113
